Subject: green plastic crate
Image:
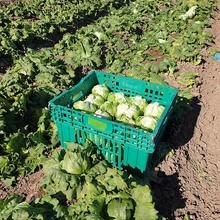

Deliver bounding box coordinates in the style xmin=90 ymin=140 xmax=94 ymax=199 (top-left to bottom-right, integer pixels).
xmin=49 ymin=70 xmax=178 ymax=172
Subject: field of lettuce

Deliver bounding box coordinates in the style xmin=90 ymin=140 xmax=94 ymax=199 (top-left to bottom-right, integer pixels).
xmin=0 ymin=0 xmax=219 ymax=219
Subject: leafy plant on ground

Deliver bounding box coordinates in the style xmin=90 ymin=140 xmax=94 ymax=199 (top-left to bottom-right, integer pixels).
xmin=0 ymin=0 xmax=134 ymax=56
xmin=0 ymin=143 xmax=159 ymax=219
xmin=177 ymin=72 xmax=198 ymax=87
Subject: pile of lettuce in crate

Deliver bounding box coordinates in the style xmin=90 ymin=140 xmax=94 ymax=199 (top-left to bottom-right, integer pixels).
xmin=49 ymin=70 xmax=178 ymax=173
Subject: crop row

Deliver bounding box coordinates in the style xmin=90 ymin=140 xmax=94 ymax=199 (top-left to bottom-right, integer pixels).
xmin=0 ymin=0 xmax=132 ymax=55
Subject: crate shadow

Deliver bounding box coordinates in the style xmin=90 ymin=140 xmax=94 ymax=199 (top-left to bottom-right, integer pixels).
xmin=148 ymin=96 xmax=201 ymax=219
xmin=151 ymin=172 xmax=186 ymax=219
xmin=124 ymin=165 xmax=186 ymax=219
xmin=164 ymin=96 xmax=201 ymax=149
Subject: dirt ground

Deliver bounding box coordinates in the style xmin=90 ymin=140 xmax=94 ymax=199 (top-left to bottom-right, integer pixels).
xmin=0 ymin=1 xmax=220 ymax=220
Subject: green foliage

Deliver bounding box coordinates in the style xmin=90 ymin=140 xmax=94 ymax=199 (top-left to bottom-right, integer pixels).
xmin=38 ymin=144 xmax=159 ymax=219
xmin=0 ymin=0 xmax=133 ymax=55
xmin=0 ymin=194 xmax=68 ymax=219
xmin=61 ymin=148 xmax=91 ymax=175
xmin=177 ymin=72 xmax=198 ymax=87
xmin=107 ymin=198 xmax=134 ymax=220
xmin=131 ymin=185 xmax=158 ymax=220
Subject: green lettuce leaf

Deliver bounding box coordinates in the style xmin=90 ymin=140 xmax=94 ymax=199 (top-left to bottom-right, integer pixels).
xmin=107 ymin=198 xmax=134 ymax=220
xmin=177 ymin=72 xmax=198 ymax=87
xmin=133 ymin=203 xmax=158 ymax=220
xmin=61 ymin=150 xmax=91 ymax=175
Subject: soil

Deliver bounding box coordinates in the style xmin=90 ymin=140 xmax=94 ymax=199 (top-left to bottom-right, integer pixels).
xmin=0 ymin=1 xmax=220 ymax=220
xmin=0 ymin=170 xmax=45 ymax=203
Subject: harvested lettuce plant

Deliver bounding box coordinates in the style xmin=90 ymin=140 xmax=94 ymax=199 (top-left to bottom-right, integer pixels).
xmin=92 ymin=84 xmax=110 ymax=99
xmin=136 ymin=116 xmax=157 ymax=132
xmin=127 ymin=95 xmax=148 ymax=114
xmin=144 ymin=102 xmax=165 ymax=119
xmin=85 ymin=94 xmax=105 ymax=108
xmin=100 ymin=101 xmax=118 ymax=117
xmin=94 ymin=109 xmax=113 ymax=120
xmin=116 ymin=103 xmax=140 ymax=121
xmin=73 ymin=100 xmax=97 ymax=113
xmin=107 ymin=92 xmax=127 ymax=104
xmin=72 ymin=84 xmax=166 ymax=132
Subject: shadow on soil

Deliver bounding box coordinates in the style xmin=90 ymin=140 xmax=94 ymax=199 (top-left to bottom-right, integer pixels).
xmin=0 ymin=55 xmax=13 ymax=74
xmin=149 ymin=96 xmax=201 ymax=219
xmin=167 ymin=96 xmax=202 ymax=149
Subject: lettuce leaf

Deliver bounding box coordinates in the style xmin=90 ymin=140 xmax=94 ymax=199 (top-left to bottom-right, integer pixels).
xmin=61 ymin=150 xmax=91 ymax=175
xmin=107 ymin=198 xmax=134 ymax=220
